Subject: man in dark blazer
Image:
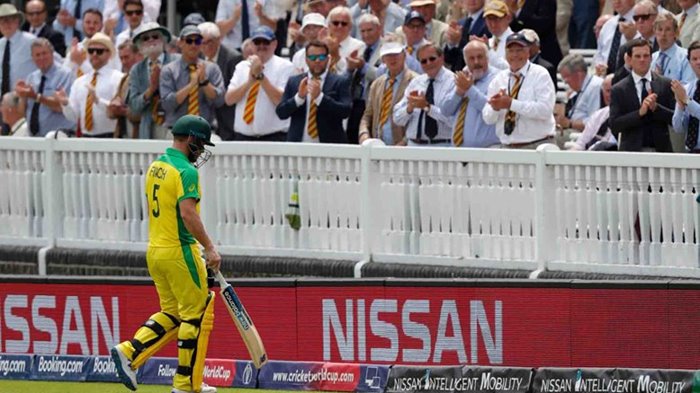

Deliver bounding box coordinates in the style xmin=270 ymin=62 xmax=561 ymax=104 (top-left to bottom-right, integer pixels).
xmin=508 ymin=0 xmax=562 ymax=67
xmin=444 ymin=0 xmax=490 ymax=72
xmin=277 ymin=40 xmax=351 ymax=144
xmin=22 ymin=0 xmax=67 ymax=57
xmin=199 ymin=22 xmax=242 ymax=141
xmin=610 ymin=38 xmax=675 ymax=152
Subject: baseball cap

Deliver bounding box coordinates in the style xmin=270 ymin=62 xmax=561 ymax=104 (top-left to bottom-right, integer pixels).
xmin=521 ymin=28 xmax=540 ymax=45
xmin=183 ymin=12 xmax=206 ymax=27
xmin=483 ymin=0 xmax=509 ymax=18
xmin=380 ymin=42 xmax=405 ymax=57
xmin=302 ymin=13 xmax=326 ymax=30
xmin=250 ymin=26 xmax=276 ymax=41
xmin=180 ymin=25 xmax=202 ymax=38
xmin=506 ymin=31 xmax=530 ymax=47
xmin=171 ymin=115 xmax=215 ymax=146
xmin=404 ymin=10 xmax=426 ymax=25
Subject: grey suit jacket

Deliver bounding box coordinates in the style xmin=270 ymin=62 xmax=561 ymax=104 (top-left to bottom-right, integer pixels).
xmin=128 ymin=52 xmax=180 ymax=139
xmin=359 ymin=68 xmax=417 ymax=144
xmin=678 ymin=11 xmax=700 ymax=48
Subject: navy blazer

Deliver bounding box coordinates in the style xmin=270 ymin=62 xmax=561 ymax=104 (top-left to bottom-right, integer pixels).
xmin=276 ymin=73 xmax=352 ymax=144
xmin=610 ymin=73 xmax=675 ymax=152
xmin=510 ymin=0 xmax=562 ymax=66
xmin=22 ymin=22 xmax=67 ymax=57
xmin=444 ymin=12 xmax=490 ymax=72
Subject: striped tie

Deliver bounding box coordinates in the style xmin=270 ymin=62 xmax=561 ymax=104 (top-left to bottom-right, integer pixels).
xmin=407 ymin=46 xmax=413 ymax=56
xmin=77 ymin=68 xmax=84 ymax=78
xmin=243 ymin=80 xmax=261 ymax=124
xmin=187 ymin=64 xmax=199 ymax=116
xmin=379 ymin=77 xmax=395 ymax=127
xmin=307 ymin=77 xmax=320 ymax=139
xmin=150 ymin=63 xmax=164 ymax=125
xmin=517 ymin=0 xmax=525 ymax=9
xmin=504 ymin=73 xmax=522 ymax=134
xmin=453 ymin=97 xmax=469 ymax=147
xmin=84 ymin=72 xmax=98 ymax=131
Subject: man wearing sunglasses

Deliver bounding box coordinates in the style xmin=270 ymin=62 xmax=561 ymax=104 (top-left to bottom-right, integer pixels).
xmin=160 ymin=25 xmax=225 ymax=130
xmin=115 ymin=0 xmax=146 ymax=48
xmin=325 ymin=6 xmax=365 ymax=74
xmin=401 ymin=10 xmax=429 ymax=74
xmin=394 ymin=42 xmax=455 ymax=146
xmin=21 ymin=0 xmax=67 ymax=57
xmin=277 ymin=40 xmax=352 ymax=143
xmin=226 ymin=25 xmax=292 ymax=141
xmin=66 ymin=9 xmax=122 ymax=80
xmin=55 ymin=32 xmax=125 ymax=137
xmin=128 ymin=22 xmax=179 ymax=139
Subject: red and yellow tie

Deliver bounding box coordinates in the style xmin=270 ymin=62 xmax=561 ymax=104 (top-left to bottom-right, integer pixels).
xmin=453 ymin=97 xmax=469 ymax=147
xmin=379 ymin=77 xmax=395 ymax=127
xmin=243 ymin=80 xmax=261 ymax=124
xmin=187 ymin=64 xmax=199 ymax=116
xmin=84 ymin=72 xmax=98 ymax=131
xmin=307 ymin=78 xmax=320 ymax=139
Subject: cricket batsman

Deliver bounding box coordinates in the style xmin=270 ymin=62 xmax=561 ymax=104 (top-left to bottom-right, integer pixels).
xmin=111 ymin=115 xmax=222 ymax=393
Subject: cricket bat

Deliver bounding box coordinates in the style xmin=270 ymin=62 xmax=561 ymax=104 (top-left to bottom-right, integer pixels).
xmin=215 ymin=271 xmax=268 ymax=368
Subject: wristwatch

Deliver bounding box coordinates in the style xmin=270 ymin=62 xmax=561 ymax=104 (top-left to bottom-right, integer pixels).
xmin=198 ymin=79 xmax=210 ymax=87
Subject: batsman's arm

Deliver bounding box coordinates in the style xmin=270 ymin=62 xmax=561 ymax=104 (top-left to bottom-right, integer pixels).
xmin=179 ymin=197 xmax=221 ymax=270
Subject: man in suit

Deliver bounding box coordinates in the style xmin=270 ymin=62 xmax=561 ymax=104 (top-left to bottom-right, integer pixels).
xmin=677 ymin=0 xmax=700 ymax=48
xmin=359 ymin=41 xmax=418 ymax=145
xmin=506 ymin=0 xmax=562 ymax=67
xmin=671 ymin=40 xmax=700 ymax=152
xmin=444 ymin=0 xmax=490 ymax=72
xmin=522 ymin=29 xmax=556 ymax=88
xmin=347 ymin=13 xmax=384 ymax=144
xmin=22 ymin=0 xmax=67 ymax=57
xmin=128 ymin=22 xmax=180 ymax=139
xmin=199 ymin=22 xmax=243 ymax=141
xmin=277 ymin=40 xmax=352 ymax=143
xmin=610 ymin=38 xmax=675 ymax=152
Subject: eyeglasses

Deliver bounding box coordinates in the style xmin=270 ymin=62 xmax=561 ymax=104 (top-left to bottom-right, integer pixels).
xmin=184 ymin=36 xmax=203 ymax=46
xmin=87 ymin=47 xmax=107 ymax=55
xmin=633 ymin=13 xmax=656 ymax=22
xmin=140 ymin=33 xmax=160 ymax=42
xmin=125 ymin=9 xmax=143 ymax=16
xmin=419 ymin=56 xmax=438 ymax=65
xmin=331 ymin=20 xmax=349 ymax=27
xmin=26 ymin=10 xmax=46 ymax=16
xmin=307 ymin=53 xmax=328 ymax=62
xmin=252 ymin=39 xmax=270 ymax=46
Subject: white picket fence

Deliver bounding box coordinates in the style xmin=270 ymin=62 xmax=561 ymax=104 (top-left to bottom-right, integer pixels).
xmin=1 ymin=138 xmax=700 ymax=278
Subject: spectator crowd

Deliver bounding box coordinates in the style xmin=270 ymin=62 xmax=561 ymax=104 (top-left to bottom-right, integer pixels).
xmin=0 ymin=0 xmax=699 ymax=153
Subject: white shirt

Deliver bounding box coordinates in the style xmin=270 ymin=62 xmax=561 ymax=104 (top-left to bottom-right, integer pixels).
xmin=594 ymin=8 xmax=635 ymax=66
xmin=571 ymin=106 xmax=614 ymax=151
xmin=62 ymin=67 xmax=124 ymax=136
xmin=115 ymin=22 xmax=144 ymax=47
xmin=393 ymin=66 xmax=456 ymax=142
xmin=631 ymin=69 xmax=653 ymax=103
xmin=488 ymin=28 xmax=512 ymax=71
xmin=482 ymin=61 xmax=556 ymax=144
xmin=228 ymin=55 xmax=293 ymax=136
xmin=293 ymin=71 xmax=328 ymax=143
xmin=335 ymin=35 xmax=366 ymax=75
xmin=216 ymin=0 xmax=282 ymax=50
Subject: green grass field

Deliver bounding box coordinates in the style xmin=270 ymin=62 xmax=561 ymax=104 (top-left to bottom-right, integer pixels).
xmin=0 ymin=381 xmax=318 ymax=393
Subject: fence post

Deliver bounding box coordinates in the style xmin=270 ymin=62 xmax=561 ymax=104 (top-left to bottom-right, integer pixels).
xmin=533 ymin=145 xmax=558 ymax=276
xmin=39 ymin=139 xmax=61 ymax=276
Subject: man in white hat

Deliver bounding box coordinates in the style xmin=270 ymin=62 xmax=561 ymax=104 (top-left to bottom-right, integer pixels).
xmin=65 ymin=9 xmax=122 ymax=79
xmin=292 ymin=13 xmax=327 ymax=75
xmin=128 ymin=22 xmax=179 ymax=139
xmin=0 ymin=4 xmax=38 ymax=97
xmin=359 ymin=41 xmax=417 ymax=145
xmin=56 ymin=32 xmax=125 ymax=137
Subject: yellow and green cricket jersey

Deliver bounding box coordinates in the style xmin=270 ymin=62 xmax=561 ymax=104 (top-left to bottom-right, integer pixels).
xmin=145 ymin=148 xmax=200 ymax=248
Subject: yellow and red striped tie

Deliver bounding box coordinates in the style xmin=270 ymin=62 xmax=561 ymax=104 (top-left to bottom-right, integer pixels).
xmin=84 ymin=72 xmax=98 ymax=131
xmin=378 ymin=77 xmax=395 ymax=127
xmin=504 ymin=73 xmax=523 ymax=130
xmin=77 ymin=68 xmax=84 ymax=78
xmin=243 ymin=80 xmax=261 ymax=124
xmin=307 ymin=77 xmax=319 ymax=139
xmin=187 ymin=64 xmax=199 ymax=116
xmin=453 ymin=97 xmax=469 ymax=147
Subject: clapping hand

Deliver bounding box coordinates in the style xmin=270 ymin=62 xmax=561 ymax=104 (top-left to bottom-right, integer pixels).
xmin=55 ymin=88 xmax=69 ymax=106
xmin=308 ymin=78 xmax=321 ymax=100
xmin=454 ymin=70 xmax=473 ymax=96
xmin=488 ymin=89 xmax=512 ymax=110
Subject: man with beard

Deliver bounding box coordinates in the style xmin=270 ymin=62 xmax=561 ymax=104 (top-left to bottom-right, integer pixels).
xmin=128 ymin=22 xmax=180 ymax=139
xmin=441 ymin=40 xmax=498 ymax=147
xmin=277 ymin=40 xmax=352 ymax=143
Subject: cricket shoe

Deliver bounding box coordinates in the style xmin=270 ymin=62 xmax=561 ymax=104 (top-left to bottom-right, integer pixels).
xmin=171 ymin=382 xmax=217 ymax=393
xmin=110 ymin=346 xmax=138 ymax=391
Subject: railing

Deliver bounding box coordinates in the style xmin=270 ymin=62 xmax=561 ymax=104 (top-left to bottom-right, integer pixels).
xmin=1 ymin=138 xmax=700 ymax=278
